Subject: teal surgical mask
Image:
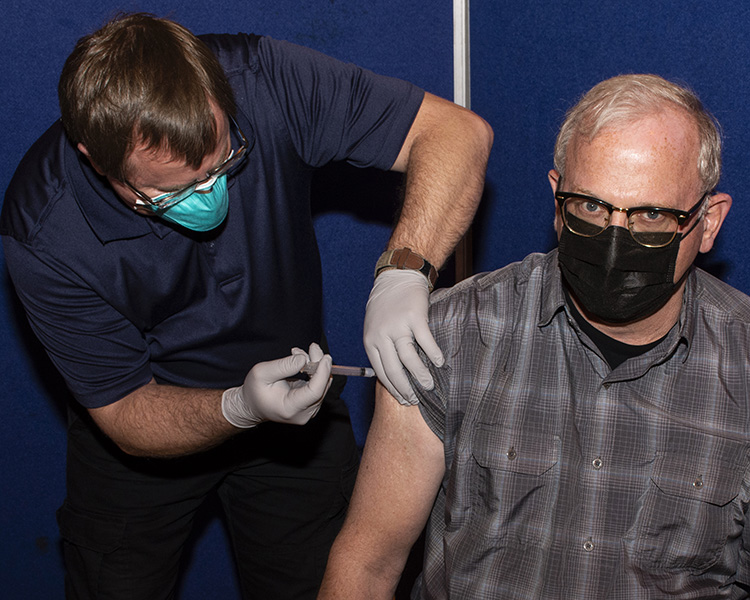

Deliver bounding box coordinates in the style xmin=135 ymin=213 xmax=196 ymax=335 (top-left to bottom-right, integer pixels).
xmin=144 ymin=174 xmax=229 ymax=232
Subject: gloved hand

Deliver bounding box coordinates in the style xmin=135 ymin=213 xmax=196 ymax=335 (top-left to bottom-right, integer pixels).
xmin=363 ymin=269 xmax=444 ymax=405
xmin=221 ymin=343 xmax=333 ymax=428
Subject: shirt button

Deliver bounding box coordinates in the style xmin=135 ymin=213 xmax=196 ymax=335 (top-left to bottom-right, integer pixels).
xmin=693 ymin=475 xmax=704 ymax=489
xmin=592 ymin=457 xmax=603 ymax=470
xmin=506 ymin=447 xmax=517 ymax=461
xmin=583 ymin=539 xmax=594 ymax=552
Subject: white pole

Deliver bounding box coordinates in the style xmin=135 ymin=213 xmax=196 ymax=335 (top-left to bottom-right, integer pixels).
xmin=453 ymin=0 xmax=472 ymax=280
xmin=453 ymin=0 xmax=470 ymax=109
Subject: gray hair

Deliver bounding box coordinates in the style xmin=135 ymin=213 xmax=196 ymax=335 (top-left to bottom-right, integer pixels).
xmin=553 ymin=74 xmax=722 ymax=192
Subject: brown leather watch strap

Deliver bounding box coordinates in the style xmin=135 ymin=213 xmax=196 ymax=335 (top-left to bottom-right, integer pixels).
xmin=374 ymin=247 xmax=438 ymax=291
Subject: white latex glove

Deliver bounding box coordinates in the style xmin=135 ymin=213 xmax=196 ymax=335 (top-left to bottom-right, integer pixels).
xmin=363 ymin=269 xmax=444 ymax=405
xmin=221 ymin=343 xmax=333 ymax=428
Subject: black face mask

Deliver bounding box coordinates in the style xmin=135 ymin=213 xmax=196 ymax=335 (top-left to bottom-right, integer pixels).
xmin=558 ymin=226 xmax=685 ymax=323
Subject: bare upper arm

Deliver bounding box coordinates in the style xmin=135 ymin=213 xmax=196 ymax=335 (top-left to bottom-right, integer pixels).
xmin=389 ymin=91 xmax=493 ymax=173
xmin=326 ymin=382 xmax=444 ymax=582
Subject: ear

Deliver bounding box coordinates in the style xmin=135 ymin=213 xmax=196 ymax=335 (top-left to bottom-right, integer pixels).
xmin=699 ymin=192 xmax=732 ymax=254
xmin=548 ymin=169 xmax=563 ymax=233
xmin=77 ymin=143 xmax=106 ymax=176
xmin=548 ymin=169 xmax=560 ymax=194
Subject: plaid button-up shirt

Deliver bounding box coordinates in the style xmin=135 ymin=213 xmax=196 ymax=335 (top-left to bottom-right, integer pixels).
xmin=413 ymin=250 xmax=750 ymax=599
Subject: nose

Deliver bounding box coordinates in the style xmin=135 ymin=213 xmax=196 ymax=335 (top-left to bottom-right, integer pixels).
xmin=608 ymin=207 xmax=629 ymax=229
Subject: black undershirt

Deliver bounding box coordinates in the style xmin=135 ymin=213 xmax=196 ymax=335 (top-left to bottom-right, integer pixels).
xmin=564 ymin=289 xmax=667 ymax=369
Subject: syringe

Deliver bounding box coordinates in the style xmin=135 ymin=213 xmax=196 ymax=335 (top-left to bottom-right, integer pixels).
xmin=301 ymin=361 xmax=375 ymax=378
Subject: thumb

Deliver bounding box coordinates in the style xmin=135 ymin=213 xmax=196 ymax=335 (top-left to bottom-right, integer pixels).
xmin=258 ymin=352 xmax=308 ymax=382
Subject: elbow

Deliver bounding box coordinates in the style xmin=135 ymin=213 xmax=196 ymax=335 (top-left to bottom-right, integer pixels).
xmin=460 ymin=111 xmax=493 ymax=197
xmin=448 ymin=107 xmax=493 ymax=173
xmin=108 ymin=430 xmax=196 ymax=459
xmin=483 ymin=116 xmax=495 ymax=154
xmin=470 ymin=111 xmax=494 ymax=159
xmin=88 ymin=402 xmax=177 ymax=459
xmin=113 ymin=438 xmax=157 ymax=458
xmin=104 ymin=428 xmax=163 ymax=458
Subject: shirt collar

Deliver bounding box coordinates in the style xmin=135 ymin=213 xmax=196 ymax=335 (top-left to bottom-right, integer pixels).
xmin=62 ymin=113 xmax=255 ymax=245
xmin=65 ymin=142 xmax=174 ymax=244
xmin=538 ymin=249 xmax=567 ymax=327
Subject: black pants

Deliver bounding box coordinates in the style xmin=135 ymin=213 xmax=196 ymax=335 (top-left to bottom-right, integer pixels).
xmin=57 ymin=391 xmax=359 ymax=600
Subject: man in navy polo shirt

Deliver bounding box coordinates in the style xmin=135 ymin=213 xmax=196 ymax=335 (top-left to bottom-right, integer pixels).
xmin=0 ymin=13 xmax=492 ymax=600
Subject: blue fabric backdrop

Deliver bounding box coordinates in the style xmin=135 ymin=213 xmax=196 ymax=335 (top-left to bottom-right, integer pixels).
xmin=2 ymin=1 xmax=750 ymax=598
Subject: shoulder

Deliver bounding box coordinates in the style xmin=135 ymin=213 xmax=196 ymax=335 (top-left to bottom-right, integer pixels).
xmin=427 ymin=252 xmax=553 ymax=335
xmin=199 ymin=33 xmax=262 ymax=75
xmin=431 ymin=251 xmax=552 ymax=303
xmin=691 ymin=268 xmax=750 ymax=324
xmin=201 ymin=33 xmax=351 ymax=79
xmin=1 ymin=121 xmax=71 ymax=244
xmin=687 ymin=270 xmax=750 ymax=358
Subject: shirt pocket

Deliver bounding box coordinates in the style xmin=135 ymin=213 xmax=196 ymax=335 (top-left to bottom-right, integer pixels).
xmin=625 ymin=446 xmax=746 ymax=573
xmin=468 ymin=423 xmax=561 ymax=546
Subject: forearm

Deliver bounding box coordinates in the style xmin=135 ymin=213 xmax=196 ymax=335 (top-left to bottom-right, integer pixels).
xmin=88 ymin=346 xmax=331 ymax=457
xmin=389 ymin=93 xmax=493 ymax=268
xmin=89 ymin=379 xmax=237 ymax=458
xmin=318 ymin=535 xmax=406 ymax=599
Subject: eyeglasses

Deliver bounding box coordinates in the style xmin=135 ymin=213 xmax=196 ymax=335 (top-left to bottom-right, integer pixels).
xmin=555 ymin=191 xmax=708 ymax=248
xmin=125 ymin=116 xmax=248 ymax=211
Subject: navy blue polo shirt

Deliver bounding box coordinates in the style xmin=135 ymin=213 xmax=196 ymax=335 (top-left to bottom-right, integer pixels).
xmin=1 ymin=34 xmax=423 ymax=408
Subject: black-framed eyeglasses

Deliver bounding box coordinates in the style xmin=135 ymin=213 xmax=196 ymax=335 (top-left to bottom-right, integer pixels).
xmin=125 ymin=116 xmax=248 ymax=211
xmin=555 ymin=191 xmax=708 ymax=248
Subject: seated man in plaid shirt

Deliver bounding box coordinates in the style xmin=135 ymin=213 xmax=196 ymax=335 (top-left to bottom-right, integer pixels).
xmin=319 ymin=74 xmax=750 ymax=600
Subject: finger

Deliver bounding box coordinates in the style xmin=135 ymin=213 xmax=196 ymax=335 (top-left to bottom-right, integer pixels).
xmin=286 ymin=366 xmax=329 ymax=416
xmin=395 ymin=336 xmax=434 ymax=391
xmin=367 ymin=341 xmax=417 ymax=404
xmin=366 ymin=344 xmax=403 ymax=403
xmin=307 ymin=342 xmax=324 ymax=362
xmin=305 ymin=354 xmax=332 ymax=398
xmin=252 ymin=355 xmax=292 ymax=383
xmin=379 ymin=343 xmax=419 ymax=405
xmin=265 ymin=352 xmax=308 ymax=381
xmin=322 ymin=374 xmax=333 ymax=398
xmin=411 ymin=321 xmax=445 ymax=367
xmin=365 ymin=341 xmax=386 ymax=381
xmin=291 ymin=347 xmax=310 ymax=360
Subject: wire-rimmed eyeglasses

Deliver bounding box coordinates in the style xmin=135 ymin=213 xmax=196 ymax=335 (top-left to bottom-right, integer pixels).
xmin=125 ymin=116 xmax=248 ymax=212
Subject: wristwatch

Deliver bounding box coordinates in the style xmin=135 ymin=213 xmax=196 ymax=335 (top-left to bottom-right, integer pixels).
xmin=374 ymin=247 xmax=438 ymax=291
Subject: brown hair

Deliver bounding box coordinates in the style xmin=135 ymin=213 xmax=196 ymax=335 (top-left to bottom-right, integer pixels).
xmin=554 ymin=74 xmax=722 ymax=192
xmin=58 ymin=13 xmax=237 ymax=180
